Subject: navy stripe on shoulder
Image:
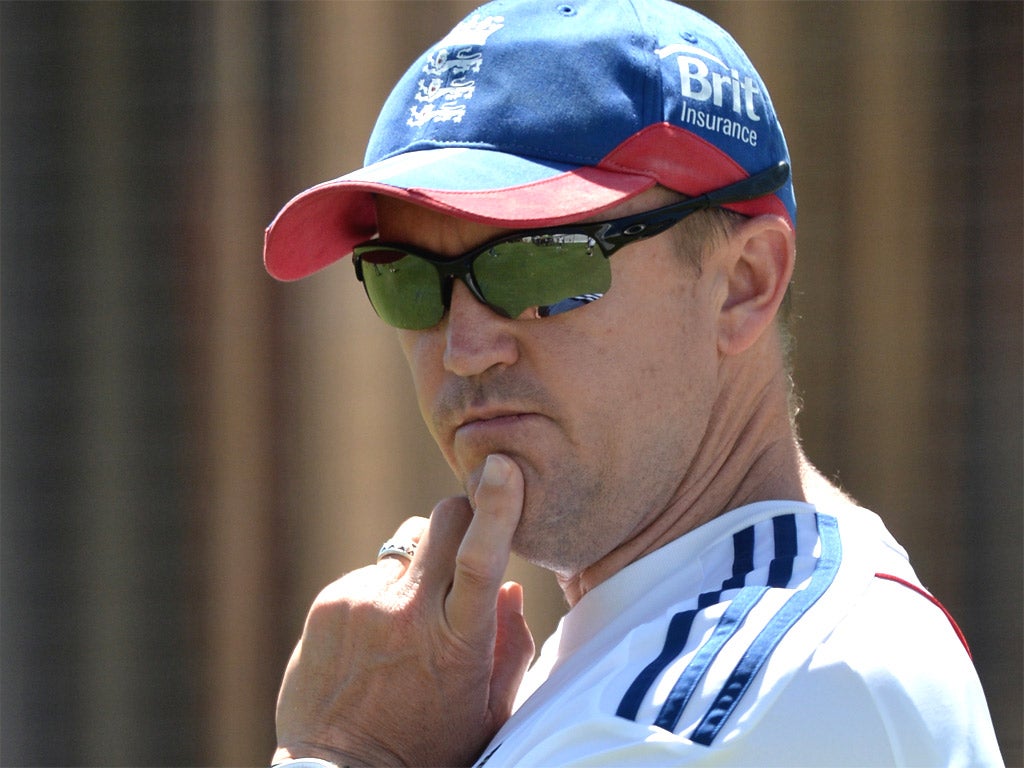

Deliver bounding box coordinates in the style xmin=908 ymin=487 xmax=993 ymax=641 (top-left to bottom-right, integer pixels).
xmin=616 ymin=609 xmax=697 ymax=721
xmin=654 ymin=585 xmax=767 ymax=731
xmin=614 ymin=513 xmax=839 ymax=745
xmin=768 ymin=514 xmax=798 ymax=587
xmin=654 ymin=513 xmax=803 ymax=730
xmin=617 ymin=518 xmax=768 ymax=723
xmin=690 ymin=514 xmax=841 ymax=745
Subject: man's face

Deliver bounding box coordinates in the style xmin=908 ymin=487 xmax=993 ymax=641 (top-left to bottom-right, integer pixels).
xmin=376 ymin=189 xmax=725 ymax=576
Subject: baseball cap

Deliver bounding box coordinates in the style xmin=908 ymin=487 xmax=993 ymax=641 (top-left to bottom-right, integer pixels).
xmin=264 ymin=0 xmax=795 ymax=281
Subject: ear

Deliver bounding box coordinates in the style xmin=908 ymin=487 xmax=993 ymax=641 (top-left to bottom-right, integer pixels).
xmin=717 ymin=215 xmax=795 ymax=356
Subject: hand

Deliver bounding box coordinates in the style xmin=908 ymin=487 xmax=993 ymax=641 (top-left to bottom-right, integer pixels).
xmin=274 ymin=454 xmax=536 ymax=767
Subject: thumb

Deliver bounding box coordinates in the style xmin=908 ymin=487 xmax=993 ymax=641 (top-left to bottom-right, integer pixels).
xmin=446 ymin=454 xmax=523 ymax=640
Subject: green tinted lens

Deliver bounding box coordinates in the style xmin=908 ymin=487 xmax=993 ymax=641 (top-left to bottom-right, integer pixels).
xmin=358 ymin=248 xmax=444 ymax=330
xmin=474 ymin=235 xmax=611 ymax=318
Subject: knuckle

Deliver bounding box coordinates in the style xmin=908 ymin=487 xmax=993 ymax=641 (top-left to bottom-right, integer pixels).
xmin=305 ymin=585 xmax=353 ymax=633
xmin=455 ymin=548 xmax=498 ymax=590
xmin=394 ymin=514 xmax=430 ymax=537
xmin=305 ymin=568 xmax=390 ymax=630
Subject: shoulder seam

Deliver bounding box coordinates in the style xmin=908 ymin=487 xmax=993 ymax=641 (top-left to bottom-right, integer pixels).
xmin=873 ymin=572 xmax=972 ymax=659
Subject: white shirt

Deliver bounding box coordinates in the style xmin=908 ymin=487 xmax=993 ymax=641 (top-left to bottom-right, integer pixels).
xmin=476 ymin=502 xmax=1003 ymax=767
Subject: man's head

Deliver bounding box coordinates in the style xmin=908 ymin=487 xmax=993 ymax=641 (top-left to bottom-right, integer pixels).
xmin=263 ymin=0 xmax=799 ymax=577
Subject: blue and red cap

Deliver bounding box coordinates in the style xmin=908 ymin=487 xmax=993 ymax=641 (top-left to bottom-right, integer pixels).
xmin=264 ymin=0 xmax=795 ymax=281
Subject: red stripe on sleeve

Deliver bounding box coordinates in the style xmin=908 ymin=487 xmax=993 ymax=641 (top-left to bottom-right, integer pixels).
xmin=874 ymin=572 xmax=972 ymax=659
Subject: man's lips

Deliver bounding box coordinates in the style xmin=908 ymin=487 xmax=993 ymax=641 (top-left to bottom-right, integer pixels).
xmin=454 ymin=408 xmax=538 ymax=436
xmin=446 ymin=405 xmax=549 ymax=448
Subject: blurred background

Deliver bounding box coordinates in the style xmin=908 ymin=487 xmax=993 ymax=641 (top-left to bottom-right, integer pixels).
xmin=2 ymin=1 xmax=1020 ymax=765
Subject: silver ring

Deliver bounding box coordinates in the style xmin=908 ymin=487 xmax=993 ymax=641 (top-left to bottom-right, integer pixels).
xmin=376 ymin=540 xmax=417 ymax=563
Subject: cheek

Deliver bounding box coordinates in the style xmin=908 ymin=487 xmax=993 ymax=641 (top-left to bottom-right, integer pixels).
xmin=397 ymin=330 xmax=445 ymax=433
xmin=589 ymin=277 xmax=718 ymax=438
xmin=598 ymin=323 xmax=718 ymax=490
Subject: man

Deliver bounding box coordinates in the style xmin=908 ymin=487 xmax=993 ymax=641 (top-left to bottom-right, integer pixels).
xmin=262 ymin=1 xmax=1003 ymax=765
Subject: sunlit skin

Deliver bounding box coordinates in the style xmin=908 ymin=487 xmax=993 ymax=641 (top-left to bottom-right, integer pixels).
xmin=379 ymin=189 xmax=805 ymax=604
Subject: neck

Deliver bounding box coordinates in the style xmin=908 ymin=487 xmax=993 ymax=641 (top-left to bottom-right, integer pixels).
xmin=557 ymin=335 xmax=804 ymax=605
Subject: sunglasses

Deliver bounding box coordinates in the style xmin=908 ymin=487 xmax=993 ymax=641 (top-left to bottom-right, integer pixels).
xmin=353 ymin=161 xmax=790 ymax=330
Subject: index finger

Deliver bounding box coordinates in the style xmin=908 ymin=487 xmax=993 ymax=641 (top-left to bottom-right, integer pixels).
xmin=445 ymin=454 xmax=524 ymax=640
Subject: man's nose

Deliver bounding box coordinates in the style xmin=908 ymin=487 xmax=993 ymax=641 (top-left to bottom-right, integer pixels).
xmin=443 ymin=280 xmax=519 ymax=377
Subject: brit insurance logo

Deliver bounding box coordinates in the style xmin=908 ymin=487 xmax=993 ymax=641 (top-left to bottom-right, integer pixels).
xmin=408 ymin=15 xmax=505 ymax=127
xmin=656 ymin=43 xmax=763 ymax=148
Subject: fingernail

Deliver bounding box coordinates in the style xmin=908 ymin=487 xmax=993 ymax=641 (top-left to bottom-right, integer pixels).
xmin=482 ymin=454 xmax=510 ymax=486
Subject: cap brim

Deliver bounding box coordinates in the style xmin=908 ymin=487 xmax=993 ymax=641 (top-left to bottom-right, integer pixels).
xmin=263 ymin=147 xmax=656 ymax=281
